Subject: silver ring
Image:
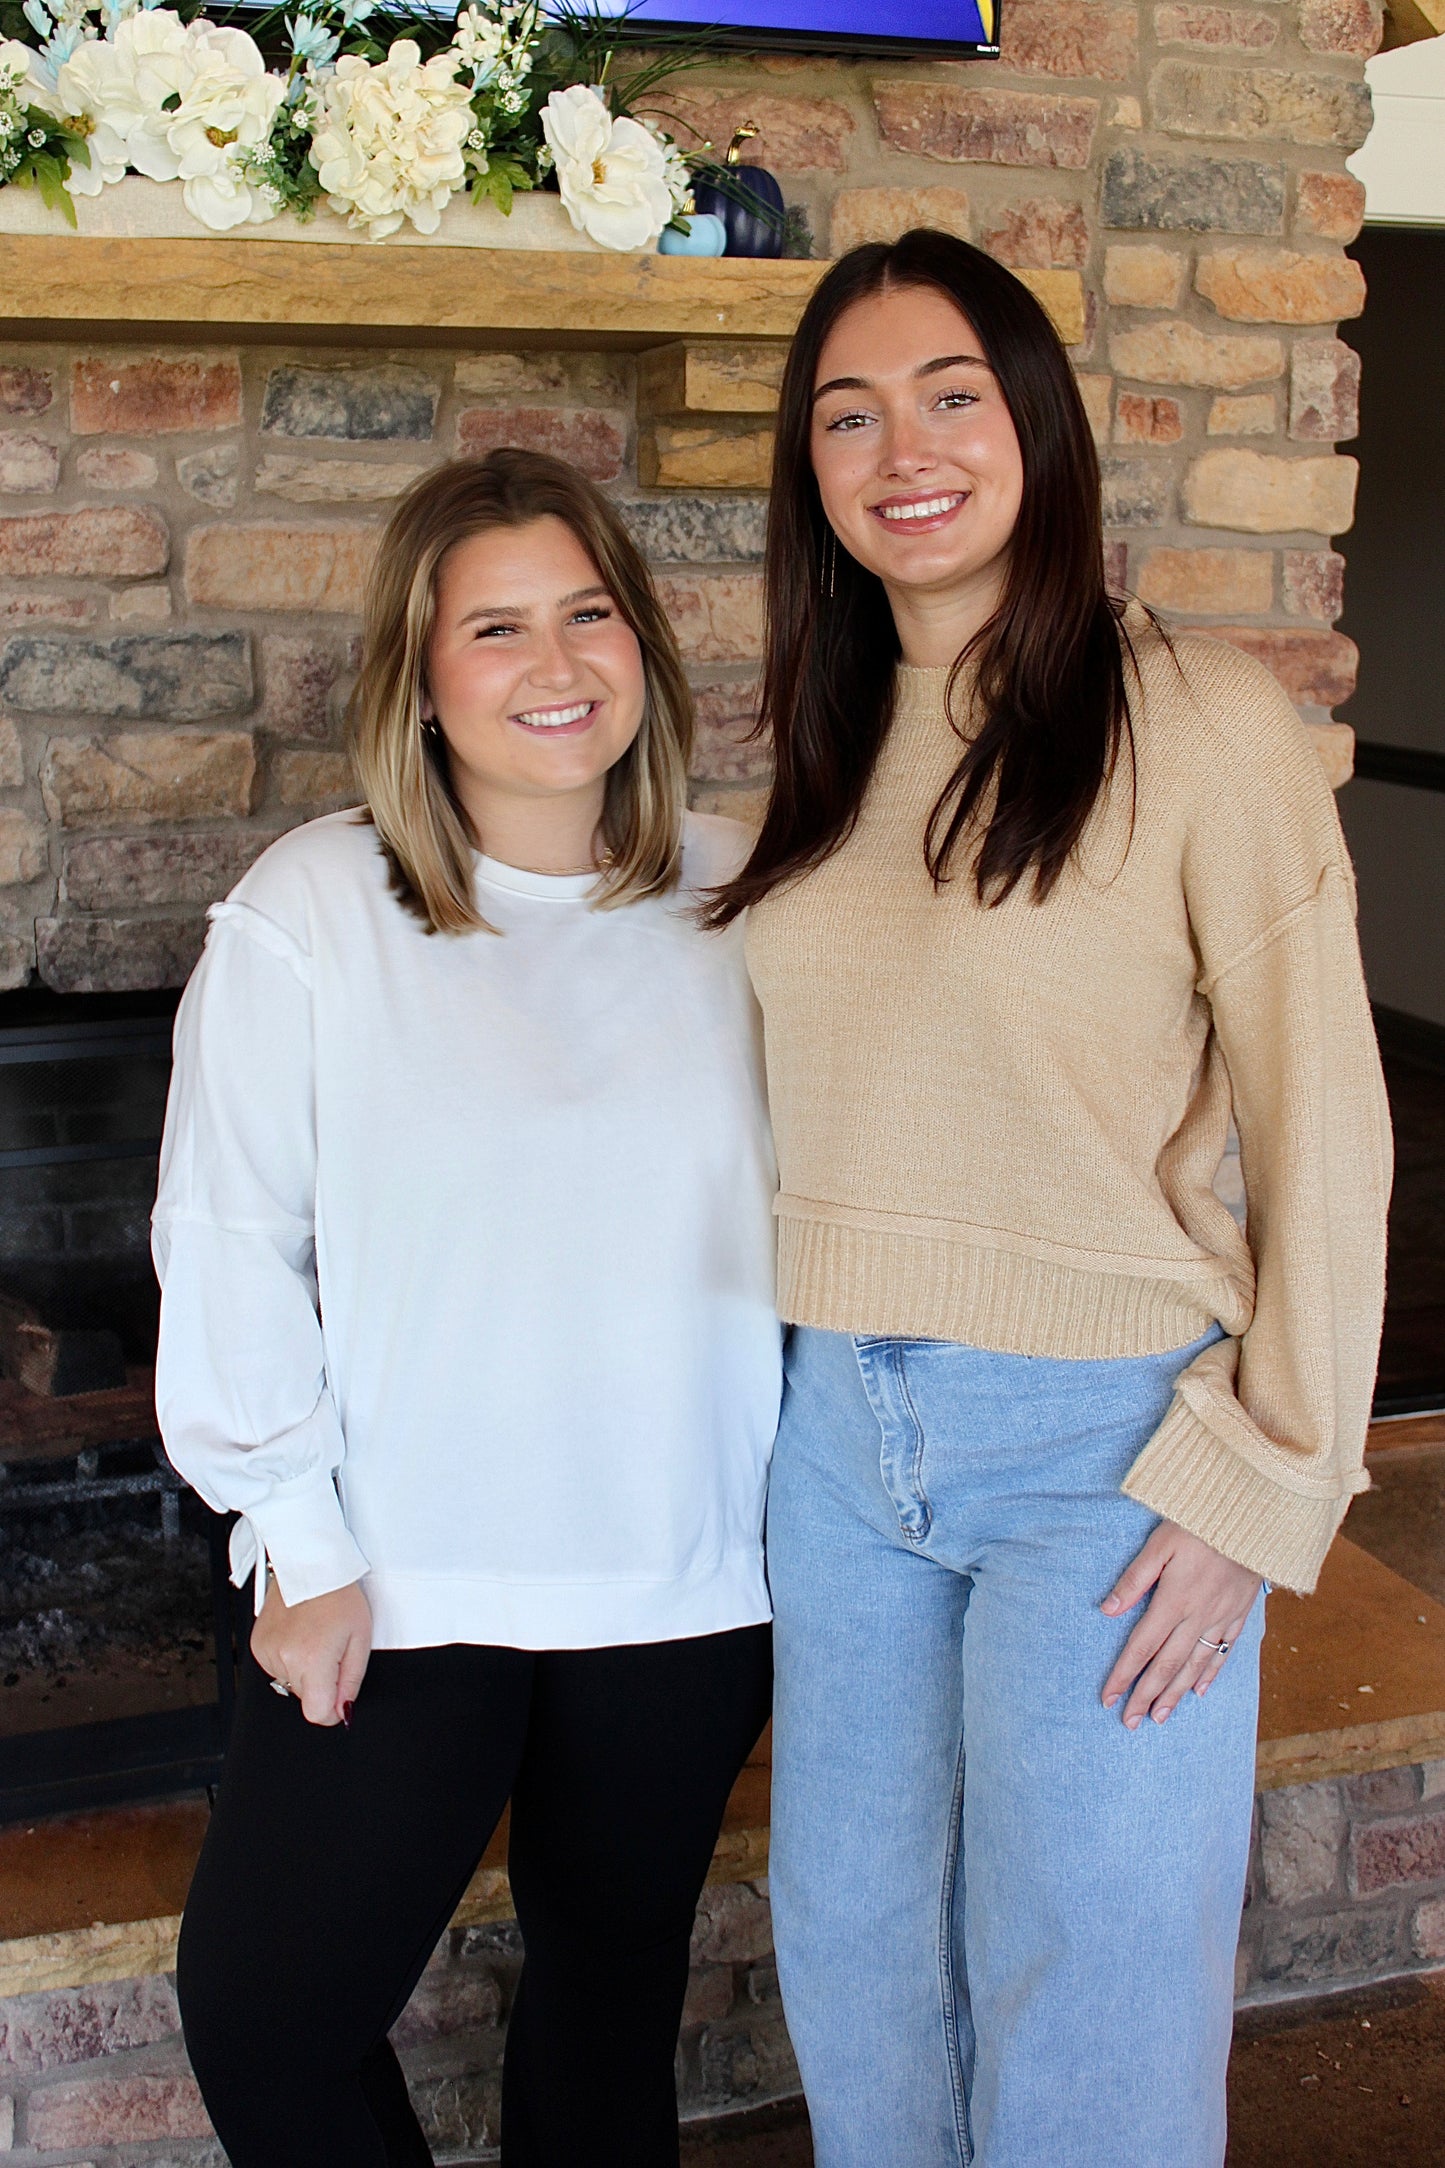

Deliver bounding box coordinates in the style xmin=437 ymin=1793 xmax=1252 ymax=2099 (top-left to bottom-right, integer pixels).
xmin=270 ymin=1678 xmax=292 ymax=1698
xmin=1197 ymin=1636 xmax=1230 ymax=1656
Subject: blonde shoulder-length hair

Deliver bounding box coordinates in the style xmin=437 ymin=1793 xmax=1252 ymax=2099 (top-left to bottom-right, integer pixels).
xmin=350 ymin=449 xmax=694 ymax=935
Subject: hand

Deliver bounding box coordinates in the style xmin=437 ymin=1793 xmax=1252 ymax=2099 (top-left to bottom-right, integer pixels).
xmin=1100 ymin=1521 xmax=1261 ymax=1730
xmin=252 ymin=1577 xmax=372 ymax=1729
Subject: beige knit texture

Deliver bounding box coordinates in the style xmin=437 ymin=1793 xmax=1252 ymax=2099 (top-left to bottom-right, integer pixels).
xmin=746 ymin=619 xmax=1392 ymax=1593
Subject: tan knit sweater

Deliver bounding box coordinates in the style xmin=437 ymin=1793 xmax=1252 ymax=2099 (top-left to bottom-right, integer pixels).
xmin=745 ymin=616 xmax=1392 ymax=1593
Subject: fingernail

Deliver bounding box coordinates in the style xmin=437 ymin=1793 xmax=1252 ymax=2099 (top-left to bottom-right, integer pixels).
xmin=1154 ymin=1707 xmax=1171 ymax=1724
xmin=341 ymin=1702 xmax=354 ymax=1729
xmin=1103 ymin=1695 xmax=1117 ymax=1709
xmin=1101 ymin=1597 xmax=1120 ymax=1614
xmin=1124 ymin=1714 xmax=1141 ymax=1730
xmin=1196 ymin=1679 xmax=1211 ymax=1696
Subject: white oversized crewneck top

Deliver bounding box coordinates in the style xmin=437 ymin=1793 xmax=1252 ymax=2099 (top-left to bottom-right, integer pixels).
xmin=152 ymin=809 xmax=781 ymax=1650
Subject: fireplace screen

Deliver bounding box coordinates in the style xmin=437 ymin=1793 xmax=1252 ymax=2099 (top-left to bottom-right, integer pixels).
xmin=0 ymin=991 xmax=238 ymax=1823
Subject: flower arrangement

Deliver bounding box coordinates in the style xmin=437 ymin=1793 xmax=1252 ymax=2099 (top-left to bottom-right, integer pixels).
xmin=0 ymin=0 xmax=712 ymax=249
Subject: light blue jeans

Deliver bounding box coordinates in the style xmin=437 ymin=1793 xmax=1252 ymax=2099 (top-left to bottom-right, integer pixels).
xmin=767 ymin=1326 xmax=1264 ymax=2168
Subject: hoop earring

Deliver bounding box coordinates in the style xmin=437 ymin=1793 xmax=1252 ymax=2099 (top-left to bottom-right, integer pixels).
xmin=820 ymin=524 xmax=837 ymax=601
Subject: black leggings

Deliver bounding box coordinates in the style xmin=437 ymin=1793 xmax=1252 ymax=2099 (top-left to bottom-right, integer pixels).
xmin=178 ymin=1628 xmax=772 ymax=2168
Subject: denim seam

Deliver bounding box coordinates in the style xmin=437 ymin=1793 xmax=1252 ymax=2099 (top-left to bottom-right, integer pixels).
xmin=937 ymin=1710 xmax=972 ymax=2167
xmin=895 ymin=1348 xmax=934 ymax=1542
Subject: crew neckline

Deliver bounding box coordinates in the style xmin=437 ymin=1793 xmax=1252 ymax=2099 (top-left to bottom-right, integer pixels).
xmin=475 ymin=853 xmax=601 ymax=902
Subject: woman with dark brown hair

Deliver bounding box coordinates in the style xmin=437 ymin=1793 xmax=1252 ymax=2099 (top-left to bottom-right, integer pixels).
xmin=153 ymin=450 xmax=779 ymax=2167
xmin=707 ymin=232 xmax=1390 ymax=2167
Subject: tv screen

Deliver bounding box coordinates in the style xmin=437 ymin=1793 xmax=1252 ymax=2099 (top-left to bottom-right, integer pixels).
xmin=560 ymin=0 xmax=1000 ymax=60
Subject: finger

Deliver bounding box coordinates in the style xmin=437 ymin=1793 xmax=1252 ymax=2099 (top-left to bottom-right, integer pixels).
xmin=1121 ymin=1620 xmax=1203 ymax=1728
xmin=297 ymin=1657 xmax=343 ymax=1728
xmin=1148 ymin=1636 xmax=1221 ymax=1724
xmin=1102 ymin=1603 xmax=1181 ymax=1707
xmin=1194 ymin=1611 xmax=1251 ymax=1697
xmin=249 ymin=1618 xmax=285 ymax=1682
xmin=1101 ymin=1526 xmax=1174 ymax=1618
xmin=334 ymin=1630 xmax=371 ymax=1725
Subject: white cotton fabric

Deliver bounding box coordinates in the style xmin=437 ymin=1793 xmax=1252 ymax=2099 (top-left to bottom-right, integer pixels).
xmin=152 ymin=809 xmax=782 ymax=1650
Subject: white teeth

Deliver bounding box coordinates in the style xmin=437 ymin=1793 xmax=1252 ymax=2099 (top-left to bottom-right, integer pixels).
xmin=515 ymin=701 xmax=593 ymax=728
xmin=878 ymin=496 xmax=964 ymax=522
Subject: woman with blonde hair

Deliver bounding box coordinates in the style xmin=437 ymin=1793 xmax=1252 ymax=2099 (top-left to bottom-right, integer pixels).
xmin=153 ymin=449 xmax=780 ymax=2168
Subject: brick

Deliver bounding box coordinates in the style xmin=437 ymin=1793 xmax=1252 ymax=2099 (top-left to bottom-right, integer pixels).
xmin=261 ymin=364 xmax=439 ymax=443
xmin=1290 ymin=337 xmax=1361 ymax=440
xmin=874 ymin=84 xmax=1098 ymax=170
xmin=0 ymin=434 xmax=60 ymax=494
xmin=186 ymin=522 xmax=379 ymax=615
xmin=0 ymin=1977 xmax=179 ymax=2075
xmin=639 ymin=343 xmax=787 ymax=418
xmin=176 ymin=443 xmax=240 ymax=509
xmin=655 ymin=573 xmax=763 ymax=665
xmin=691 ymin=1882 xmax=774 ymax=1967
xmin=42 ymin=731 xmax=256 ymax=828
xmin=1257 ymin=1906 xmax=1401 ymax=1988
xmin=25 ymin=2067 xmax=212 ymax=2146
xmin=1001 ymin=269 xmax=1082 ymax=345
xmin=1423 ymin=1761 xmax=1445 ymax=1800
xmin=275 ymin=748 xmax=356 ymax=807
xmin=979 ymin=198 xmax=1090 ymax=269
xmin=1214 ymin=624 xmax=1358 ymax=704
xmin=1282 ymin=546 xmax=1345 ymax=620
xmin=660 ymin=90 xmax=855 ymax=172
xmin=830 ymin=186 xmax=971 ymax=256
xmin=0 ymin=631 xmax=251 ymax=718
xmin=1075 ymin=372 xmax=1113 ymax=446
xmin=110 ymin=584 xmax=172 ymax=624
xmin=412 ymin=2070 xmax=501 ymax=2155
xmin=255 ymin=454 xmax=432 ymax=504
xmin=74 ymin=447 xmax=159 ymax=491
xmin=0 ymin=365 xmax=53 ymax=415
xmin=0 ymin=930 xmax=31 ymax=988
xmin=1136 ymin=545 xmax=1274 ymax=613
xmin=999 ymin=0 xmax=1138 ymax=79
xmin=1100 ymin=458 xmax=1173 ymax=526
xmin=1294 ymin=170 xmax=1367 ymax=242
xmin=1412 ymin=1895 xmax=1445 ymax=1961
xmin=261 ymin=635 xmax=344 ymax=740
xmin=1183 ymin=447 xmax=1357 ymax=532
xmin=695 ymin=2008 xmax=798 ymax=2106
xmin=0 ymin=507 xmax=167 ymax=581
xmin=1111 ymin=320 xmax=1284 ymax=387
xmin=617 ymin=496 xmax=767 ymax=565
xmin=71 ymin=355 xmax=241 ymax=437
xmin=1196 ymin=247 xmax=1366 ymax=325
xmin=683 ymin=1963 xmax=735 ymax=2026
xmin=1207 ymin=391 xmax=1277 ymax=433
xmin=638 ymin=426 xmax=773 ymax=492
xmin=1148 ymin=63 xmax=1374 ymax=152
xmin=0 ymin=808 xmax=47 ymax=884
xmin=1101 ymin=148 xmax=1285 ymax=233
xmin=1154 ymin=5 xmax=1280 ymax=47
xmin=1298 ymin=0 xmax=1383 ymax=54
xmin=65 ymin=829 xmax=276 ymax=910
xmin=455 ymin=406 xmax=626 ymax=483
xmin=0 ymin=716 xmax=23 ymax=787
xmin=1350 ymin=1806 xmax=1445 ymax=1895
xmin=689 ymin=779 xmax=768 ymax=828
xmin=390 ymin=1968 xmax=501 ymax=2048
xmin=1308 ymin=718 xmax=1354 ymax=788
xmin=1115 ymin=394 xmax=1184 ymax=444
xmin=1342 ymin=1767 xmax=1422 ymax=1814
xmin=692 ymin=678 xmax=768 ymax=785
xmin=453 ymin=353 xmax=628 ymax=401
xmin=1256 ymin=1777 xmax=1351 ymax=1899
xmin=1103 ymin=245 xmax=1187 ymax=309
xmin=0 ymin=591 xmax=96 ymax=628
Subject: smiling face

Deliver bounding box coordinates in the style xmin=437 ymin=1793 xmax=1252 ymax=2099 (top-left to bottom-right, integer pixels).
xmin=809 ymin=281 xmax=1025 ymax=656
xmin=424 ymin=514 xmax=647 ymax=865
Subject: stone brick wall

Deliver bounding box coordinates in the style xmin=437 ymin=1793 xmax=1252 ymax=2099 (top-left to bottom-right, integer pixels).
xmin=4 ymin=1759 xmax=1445 ymax=2161
xmin=0 ymin=0 xmax=1380 ymax=994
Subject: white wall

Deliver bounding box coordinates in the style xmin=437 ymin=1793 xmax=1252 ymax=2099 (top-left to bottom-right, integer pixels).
xmin=1350 ymin=33 xmax=1445 ymax=224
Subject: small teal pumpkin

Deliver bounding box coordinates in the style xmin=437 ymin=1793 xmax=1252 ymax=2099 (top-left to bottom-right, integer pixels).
xmin=658 ymin=213 xmax=727 ymax=258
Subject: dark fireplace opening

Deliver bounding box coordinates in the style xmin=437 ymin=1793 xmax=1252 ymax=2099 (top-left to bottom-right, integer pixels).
xmin=0 ymin=987 xmax=240 ymax=1824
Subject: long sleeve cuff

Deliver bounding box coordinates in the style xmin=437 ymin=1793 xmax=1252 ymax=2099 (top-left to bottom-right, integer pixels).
xmin=228 ymin=1466 xmax=371 ymax=1609
xmin=1122 ymin=1363 xmax=1368 ymax=1593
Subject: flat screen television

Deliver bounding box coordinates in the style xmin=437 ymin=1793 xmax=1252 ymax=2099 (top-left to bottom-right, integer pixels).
xmin=557 ymin=1 xmax=1000 ymax=60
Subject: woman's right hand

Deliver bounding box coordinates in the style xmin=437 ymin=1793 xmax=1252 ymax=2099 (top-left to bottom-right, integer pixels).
xmin=251 ymin=1576 xmax=372 ymax=1728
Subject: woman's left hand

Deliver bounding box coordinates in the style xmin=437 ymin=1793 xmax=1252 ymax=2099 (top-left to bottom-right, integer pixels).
xmin=1100 ymin=1521 xmax=1262 ymax=1729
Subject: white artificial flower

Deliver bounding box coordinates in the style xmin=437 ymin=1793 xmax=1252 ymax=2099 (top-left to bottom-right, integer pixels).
xmin=52 ymin=25 xmax=134 ymax=191
xmin=453 ymin=4 xmax=503 ymax=74
xmin=308 ymin=39 xmax=472 ymax=239
xmin=540 ymin=84 xmax=672 ymax=253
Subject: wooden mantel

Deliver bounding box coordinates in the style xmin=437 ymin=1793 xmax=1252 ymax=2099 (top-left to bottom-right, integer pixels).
xmin=0 ymin=234 xmax=827 ymax=350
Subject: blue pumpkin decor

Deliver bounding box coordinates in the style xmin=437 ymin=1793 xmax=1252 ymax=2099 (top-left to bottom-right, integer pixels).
xmin=691 ymin=124 xmax=785 ymax=261
xmin=658 ymin=212 xmax=728 ymax=257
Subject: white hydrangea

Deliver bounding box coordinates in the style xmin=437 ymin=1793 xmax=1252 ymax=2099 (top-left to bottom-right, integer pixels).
xmin=541 ymin=84 xmax=672 ymax=253
xmin=308 ymin=39 xmax=472 ymax=239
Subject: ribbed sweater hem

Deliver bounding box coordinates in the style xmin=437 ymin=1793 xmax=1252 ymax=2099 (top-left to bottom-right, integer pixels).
xmin=777 ymin=1209 xmax=1231 ymax=1361
xmin=1122 ymin=1395 xmax=1354 ymax=1594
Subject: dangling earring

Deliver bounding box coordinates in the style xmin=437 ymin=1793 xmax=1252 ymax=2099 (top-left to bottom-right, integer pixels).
xmin=820 ymin=524 xmax=837 ymax=601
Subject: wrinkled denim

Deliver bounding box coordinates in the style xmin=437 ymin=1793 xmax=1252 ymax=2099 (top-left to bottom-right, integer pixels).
xmin=767 ymin=1325 xmax=1263 ymax=2168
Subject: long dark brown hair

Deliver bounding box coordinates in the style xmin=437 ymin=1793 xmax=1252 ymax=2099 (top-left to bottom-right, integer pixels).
xmin=705 ymin=229 xmax=1136 ymax=927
